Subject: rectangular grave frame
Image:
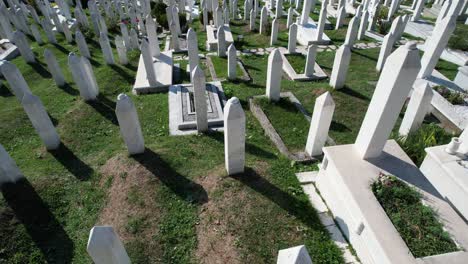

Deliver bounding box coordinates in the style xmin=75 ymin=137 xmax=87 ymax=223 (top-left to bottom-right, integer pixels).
xmin=205 ymin=55 xmax=252 ymax=82
xmin=296 ymin=17 xmax=331 ymax=46
xmin=249 ymin=92 xmax=335 ymax=162
xmin=314 ymin=140 xmax=468 ymax=264
xmin=133 ymin=50 xmax=174 ymax=94
xmin=206 ymin=24 xmax=234 ymax=51
xmin=279 ymin=47 xmax=328 ymax=81
xmin=168 ymin=81 xmax=227 ymax=135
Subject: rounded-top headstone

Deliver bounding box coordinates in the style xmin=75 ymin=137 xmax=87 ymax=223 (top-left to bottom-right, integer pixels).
xmin=116 ymin=93 xmax=134 ymax=112
xmin=187 ymin=28 xmax=196 ymax=40
xmin=271 ymin=48 xmax=283 ymax=62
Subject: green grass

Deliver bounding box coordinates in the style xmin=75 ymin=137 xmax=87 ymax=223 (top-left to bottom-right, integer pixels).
xmin=209 ymin=56 xmax=244 ymax=79
xmin=395 ymin=123 xmax=455 ymax=166
xmin=448 ymin=23 xmax=468 ymax=52
xmin=285 ymin=53 xmax=306 ymax=74
xmin=0 ymin=12 xmax=346 ymax=264
xmin=255 ymin=97 xmax=310 ymax=152
xmin=372 ymin=175 xmax=458 ymax=258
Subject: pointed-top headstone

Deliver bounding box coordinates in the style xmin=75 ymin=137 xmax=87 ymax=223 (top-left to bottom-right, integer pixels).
xmin=191 ymin=65 xmax=208 ymax=132
xmin=0 ymin=144 xmax=23 ymax=184
xmin=116 ymin=94 xmax=145 ymax=154
xmin=87 ymin=226 xmax=130 ymax=264
xmin=305 ymin=92 xmax=335 ymax=156
xmin=266 ymin=48 xmax=283 ymax=101
xmin=224 ymin=96 xmax=245 ymax=175
xmin=228 ymin=44 xmax=237 ymax=80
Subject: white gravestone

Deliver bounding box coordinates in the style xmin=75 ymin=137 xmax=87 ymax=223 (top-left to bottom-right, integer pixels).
xmin=0 ymin=61 xmax=31 ymax=101
xmin=87 ymin=226 xmax=130 ymax=264
xmin=44 ymin=48 xmax=66 ymax=87
xmin=344 ymin=16 xmax=360 ymax=46
xmin=115 ymin=94 xmax=145 ymax=154
xmin=145 ymin=14 xmax=161 ymax=57
xmin=187 ymin=28 xmax=200 ymax=73
xmin=129 ymin=29 xmax=139 ymax=50
xmin=305 ymin=44 xmax=317 ymax=76
xmin=266 ymin=48 xmax=283 ymax=101
xmin=228 ymin=44 xmax=237 ymax=80
xmin=141 ymin=39 xmax=158 ymax=87
xmin=305 ymin=92 xmax=335 ymax=156
xmin=30 ymin=23 xmax=44 ymax=45
xmin=376 ymin=32 xmax=396 ymax=72
xmin=355 ymin=42 xmax=421 ymax=159
xmin=288 ymin=23 xmax=298 ymax=53
xmin=22 ymin=92 xmax=61 ymax=150
xmin=0 ymin=144 xmax=23 ymax=184
xmin=335 ymin=6 xmax=346 ymax=29
xmin=316 ymin=0 xmax=328 ymax=41
xmin=329 ymin=44 xmax=351 ymax=89
xmin=115 ymin=35 xmax=128 ymax=65
xmin=287 ymin=7 xmax=294 ymax=28
xmin=358 ymin=10 xmax=369 ymax=40
xmin=120 ymin=23 xmax=130 ymax=48
xmin=454 ymin=66 xmax=468 ymax=92
xmin=192 ymin=65 xmax=208 ymax=132
xmin=260 ymin=6 xmax=268 ymax=34
xmin=271 ymin=18 xmax=279 ymax=45
xmin=76 ymin=30 xmax=91 ymax=58
xmin=12 ymin=31 xmax=35 ymax=63
xmin=99 ymin=32 xmax=115 ymax=65
xmin=61 ymin=20 xmax=73 ymax=43
xmin=41 ymin=19 xmax=57 ymax=44
xmin=217 ymin=26 xmax=227 ymax=57
xmin=224 ymin=97 xmax=246 ymax=175
xmin=399 ymin=79 xmax=433 ymax=136
xmin=277 ymin=245 xmax=313 ymax=264
xmin=250 ymin=9 xmax=256 ymax=31
xmin=68 ymin=53 xmax=99 ymax=101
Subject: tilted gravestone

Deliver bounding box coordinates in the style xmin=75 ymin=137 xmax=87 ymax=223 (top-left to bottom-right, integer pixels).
xmin=224 ymin=97 xmax=246 ymax=175
xmin=115 ymin=94 xmax=145 ymax=154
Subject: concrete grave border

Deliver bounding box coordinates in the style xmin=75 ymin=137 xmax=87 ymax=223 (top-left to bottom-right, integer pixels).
xmin=205 ymin=55 xmax=252 ymax=82
xmin=279 ymin=47 xmax=328 ymax=81
xmin=249 ymin=92 xmax=335 ymax=162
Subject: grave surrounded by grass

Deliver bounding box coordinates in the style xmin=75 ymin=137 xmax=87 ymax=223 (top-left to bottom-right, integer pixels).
xmin=208 ymin=56 xmax=245 ymax=79
xmin=372 ymin=175 xmax=458 ymax=258
xmin=285 ymin=53 xmax=307 ymax=74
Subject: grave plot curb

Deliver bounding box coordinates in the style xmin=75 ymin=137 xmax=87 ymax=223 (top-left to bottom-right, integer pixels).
xmin=205 ymin=55 xmax=252 ymax=82
xmin=249 ymin=93 xmax=318 ymax=163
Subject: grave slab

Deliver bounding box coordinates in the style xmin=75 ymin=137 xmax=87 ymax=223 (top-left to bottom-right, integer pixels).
xmin=168 ymin=81 xmax=227 ymax=135
xmin=297 ymin=17 xmax=331 ymax=45
xmin=206 ymin=24 xmax=234 ymax=51
xmin=0 ymin=39 xmax=19 ymax=62
xmin=315 ymin=140 xmax=468 ymax=264
xmin=133 ymin=50 xmax=174 ymax=94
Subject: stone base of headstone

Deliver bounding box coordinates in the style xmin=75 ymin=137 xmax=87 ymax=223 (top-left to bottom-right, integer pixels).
xmin=417 ymin=43 xmax=468 ymax=67
xmin=297 ymin=18 xmax=331 ymax=45
xmin=454 ymin=66 xmax=468 ymax=92
xmin=133 ymin=51 xmax=174 ymax=94
xmin=420 ymin=144 xmax=468 ymax=222
xmin=364 ymin=30 xmax=385 ymax=42
xmin=403 ymin=19 xmax=434 ymax=40
xmin=0 ymin=39 xmax=19 ymax=61
xmin=206 ymin=25 xmax=234 ymax=51
xmin=205 ymin=56 xmax=252 ymax=82
xmin=168 ymin=81 xmax=227 ymax=135
xmin=315 ymin=140 xmax=468 ymax=264
xmin=279 ymin=47 xmax=328 ymax=81
xmin=50 ymin=15 xmax=77 ymax=33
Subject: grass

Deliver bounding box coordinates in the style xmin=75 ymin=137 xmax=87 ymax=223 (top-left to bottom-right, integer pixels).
xmin=209 ymin=56 xmax=245 ymax=79
xmin=448 ymin=23 xmax=468 ymax=52
xmin=285 ymin=53 xmax=306 ymax=74
xmin=1 ymin=6 xmax=462 ymax=263
xmin=395 ymin=123 xmax=455 ymax=166
xmin=255 ymin=97 xmax=310 ymax=152
xmin=372 ymin=175 xmax=458 ymax=258
xmin=0 ymin=15 xmax=345 ymax=264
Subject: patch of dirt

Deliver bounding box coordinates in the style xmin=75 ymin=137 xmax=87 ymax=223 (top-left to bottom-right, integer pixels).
xmin=195 ymin=166 xmax=247 ymax=264
xmin=97 ymin=155 xmax=160 ymax=244
xmin=312 ymin=88 xmax=328 ymax=96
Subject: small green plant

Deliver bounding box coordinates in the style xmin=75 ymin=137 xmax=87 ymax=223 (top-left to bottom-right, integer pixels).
xmin=376 ymin=6 xmax=391 ymax=35
xmin=395 ymin=123 xmax=454 ymax=166
xmin=372 ymin=174 xmax=458 ymax=257
xmin=448 ymin=24 xmax=468 ymax=51
xmin=433 ymin=85 xmax=466 ymax=105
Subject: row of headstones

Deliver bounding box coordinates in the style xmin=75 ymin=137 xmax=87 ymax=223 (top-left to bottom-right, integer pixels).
xmin=263 ymin=39 xmax=436 ymax=157
xmin=83 ymin=226 xmax=313 ymax=264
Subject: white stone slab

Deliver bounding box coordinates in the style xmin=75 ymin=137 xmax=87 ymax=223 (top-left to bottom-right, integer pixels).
xmin=297 ymin=17 xmax=331 ymax=45
xmin=206 ymin=24 xmax=234 ymax=51
xmin=301 ymin=183 xmax=328 ymax=213
xmin=295 ymin=171 xmax=318 ymax=184
xmin=133 ymin=50 xmax=173 ymax=94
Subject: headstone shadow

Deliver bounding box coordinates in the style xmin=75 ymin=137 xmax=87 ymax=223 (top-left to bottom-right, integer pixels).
xmin=0 ymin=84 xmax=14 ymax=97
xmin=30 ymin=62 xmax=52 ymax=78
xmin=109 ymin=65 xmax=134 ymax=84
xmin=0 ymin=178 xmax=74 ymax=262
xmin=59 ymin=83 xmax=79 ymax=96
xmin=230 ymin=168 xmax=326 ymax=230
xmin=132 ymin=148 xmax=208 ymax=205
xmin=49 ymin=143 xmax=94 ymax=181
xmin=338 ymin=86 xmax=370 ymax=101
xmin=87 ymin=95 xmax=118 ymax=125
xmin=52 ymin=43 xmax=70 ymax=54
xmin=206 ymin=132 xmax=278 ymax=160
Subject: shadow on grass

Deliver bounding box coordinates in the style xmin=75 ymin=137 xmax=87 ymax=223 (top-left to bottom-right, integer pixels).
xmin=0 ymin=178 xmax=74 ymax=262
xmin=338 ymin=86 xmax=370 ymax=101
xmin=53 ymin=43 xmax=70 ymax=54
xmin=206 ymin=132 xmax=277 ymax=160
xmin=132 ymin=148 xmax=208 ymax=204
xmin=110 ymin=65 xmax=134 ymax=83
xmin=59 ymin=83 xmax=79 ymax=96
xmin=49 ymin=143 xmax=94 ymax=181
xmin=230 ymin=168 xmax=325 ymax=230
xmin=0 ymin=85 xmax=14 ymax=97
xmin=330 ymin=120 xmax=351 ymax=132
xmin=87 ymin=95 xmax=118 ymax=125
xmin=30 ymin=62 xmax=52 ymax=78
xmin=352 ymin=49 xmax=378 ymax=62
xmin=89 ymin=58 xmax=101 ymax=67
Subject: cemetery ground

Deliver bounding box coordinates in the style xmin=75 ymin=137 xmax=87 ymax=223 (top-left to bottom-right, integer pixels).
xmin=0 ymin=10 xmax=463 ymax=264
